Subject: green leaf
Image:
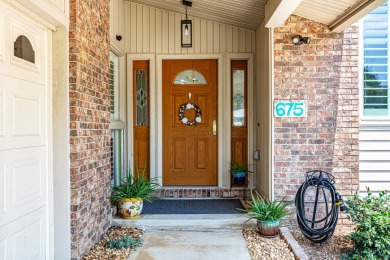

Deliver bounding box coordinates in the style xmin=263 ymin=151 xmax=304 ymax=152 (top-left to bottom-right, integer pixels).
xmin=110 ymin=163 xmax=161 ymax=204
xmin=239 ymin=190 xmax=292 ymax=222
xmin=342 ymin=188 xmax=389 ymax=260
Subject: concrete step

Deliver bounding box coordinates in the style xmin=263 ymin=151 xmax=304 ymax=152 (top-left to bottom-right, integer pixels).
xmin=113 ymin=214 xmax=256 ymax=231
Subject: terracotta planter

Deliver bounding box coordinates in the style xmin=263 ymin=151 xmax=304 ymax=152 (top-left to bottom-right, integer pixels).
xmin=257 ymin=220 xmax=280 ymax=238
xmin=118 ymin=198 xmax=143 ymax=219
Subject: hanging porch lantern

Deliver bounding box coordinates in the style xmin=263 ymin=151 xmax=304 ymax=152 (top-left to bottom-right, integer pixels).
xmin=181 ymin=0 xmax=192 ymax=48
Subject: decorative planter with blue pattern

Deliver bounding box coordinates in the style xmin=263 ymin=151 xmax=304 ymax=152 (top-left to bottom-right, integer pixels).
xmin=232 ymin=171 xmax=246 ymax=185
xmin=257 ymin=220 xmax=280 ymax=238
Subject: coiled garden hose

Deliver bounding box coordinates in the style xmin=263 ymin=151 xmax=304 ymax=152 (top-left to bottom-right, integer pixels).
xmin=295 ymin=170 xmax=347 ymax=243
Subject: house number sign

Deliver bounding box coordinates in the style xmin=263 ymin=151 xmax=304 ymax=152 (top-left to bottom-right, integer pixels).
xmin=274 ymin=100 xmax=307 ymax=117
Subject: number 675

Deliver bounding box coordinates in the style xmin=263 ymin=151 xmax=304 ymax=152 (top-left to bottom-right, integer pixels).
xmin=275 ymin=101 xmax=305 ymax=117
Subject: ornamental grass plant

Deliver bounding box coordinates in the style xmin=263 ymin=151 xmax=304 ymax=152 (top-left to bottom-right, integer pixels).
xmin=240 ymin=190 xmax=291 ymax=222
xmin=110 ymin=165 xmax=160 ymax=204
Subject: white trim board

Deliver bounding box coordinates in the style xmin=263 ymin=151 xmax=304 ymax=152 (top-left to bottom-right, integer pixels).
xmin=270 ymin=28 xmax=275 ymax=201
xmin=52 ymin=26 xmax=70 ymax=259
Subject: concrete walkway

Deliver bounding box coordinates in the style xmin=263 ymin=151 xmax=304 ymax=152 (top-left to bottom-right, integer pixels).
xmin=128 ymin=230 xmax=251 ymax=260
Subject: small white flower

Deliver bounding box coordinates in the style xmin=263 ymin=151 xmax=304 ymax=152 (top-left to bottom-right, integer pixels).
xmin=195 ymin=117 xmax=201 ymax=123
xmin=186 ymin=103 xmax=193 ymax=109
xmin=182 ymin=117 xmax=188 ymax=123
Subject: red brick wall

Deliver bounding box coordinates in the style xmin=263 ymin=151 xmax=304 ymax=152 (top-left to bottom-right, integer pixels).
xmin=69 ymin=0 xmax=111 ymax=258
xmin=273 ymin=16 xmax=359 ymax=222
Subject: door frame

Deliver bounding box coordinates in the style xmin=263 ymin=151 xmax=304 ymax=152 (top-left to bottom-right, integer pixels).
xmin=127 ymin=54 xmax=156 ymax=179
xmin=226 ymin=53 xmax=255 ymax=189
xmin=162 ymin=59 xmax=219 ymax=186
xmin=127 ymin=53 xmax=254 ymax=189
xmin=157 ymin=54 xmax=225 ymax=187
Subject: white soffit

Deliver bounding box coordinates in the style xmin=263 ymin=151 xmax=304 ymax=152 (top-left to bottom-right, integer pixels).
xmin=293 ymin=0 xmax=360 ymax=25
xmin=293 ymin=0 xmax=387 ymax=32
xmin=126 ymin=0 xmax=266 ymax=31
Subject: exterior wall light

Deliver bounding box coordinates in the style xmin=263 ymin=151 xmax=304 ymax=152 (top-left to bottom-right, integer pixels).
xmin=292 ymin=35 xmax=311 ymax=45
xmin=181 ymin=0 xmax=192 ymax=48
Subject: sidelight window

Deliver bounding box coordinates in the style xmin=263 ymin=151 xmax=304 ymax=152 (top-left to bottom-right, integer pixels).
xmin=231 ymin=60 xmax=248 ymax=178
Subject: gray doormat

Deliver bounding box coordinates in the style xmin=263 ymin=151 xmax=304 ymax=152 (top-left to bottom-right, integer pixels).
xmin=142 ymin=199 xmax=245 ymax=214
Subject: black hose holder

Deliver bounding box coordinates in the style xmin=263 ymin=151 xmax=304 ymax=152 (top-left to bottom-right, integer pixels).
xmin=295 ymin=170 xmax=347 ymax=243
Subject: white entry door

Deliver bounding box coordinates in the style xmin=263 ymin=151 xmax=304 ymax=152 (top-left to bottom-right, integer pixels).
xmin=0 ymin=3 xmax=50 ymax=259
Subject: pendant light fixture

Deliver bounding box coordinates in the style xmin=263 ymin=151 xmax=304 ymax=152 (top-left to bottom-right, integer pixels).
xmin=181 ymin=0 xmax=192 ymax=48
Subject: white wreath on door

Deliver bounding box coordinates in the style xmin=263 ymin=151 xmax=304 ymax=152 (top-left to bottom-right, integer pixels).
xmin=178 ymin=103 xmax=202 ymax=125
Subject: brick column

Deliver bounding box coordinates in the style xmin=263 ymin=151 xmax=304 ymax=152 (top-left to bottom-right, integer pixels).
xmin=273 ymin=16 xmax=359 ymax=223
xmin=69 ymin=0 xmax=111 ymax=258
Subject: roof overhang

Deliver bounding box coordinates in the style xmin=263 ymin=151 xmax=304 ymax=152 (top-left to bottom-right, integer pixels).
xmin=328 ymin=0 xmax=387 ymax=32
xmin=127 ymin=0 xmax=387 ymax=32
xmin=265 ymin=0 xmax=387 ymax=32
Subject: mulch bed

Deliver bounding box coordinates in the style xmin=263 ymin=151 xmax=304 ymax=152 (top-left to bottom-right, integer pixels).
xmin=243 ymin=228 xmax=295 ymax=260
xmin=83 ymin=227 xmax=144 ymax=260
xmin=290 ymin=226 xmax=354 ymax=260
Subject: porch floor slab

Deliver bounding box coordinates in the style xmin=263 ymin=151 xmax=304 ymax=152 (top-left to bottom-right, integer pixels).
xmin=113 ymin=214 xmax=256 ymax=231
xmin=128 ymin=230 xmax=251 ymax=260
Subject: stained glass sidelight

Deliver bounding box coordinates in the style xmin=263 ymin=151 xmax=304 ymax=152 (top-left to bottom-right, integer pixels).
xmin=136 ymin=70 xmax=148 ymax=126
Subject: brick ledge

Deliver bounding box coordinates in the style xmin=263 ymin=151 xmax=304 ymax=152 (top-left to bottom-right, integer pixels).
xmin=279 ymin=227 xmax=309 ymax=260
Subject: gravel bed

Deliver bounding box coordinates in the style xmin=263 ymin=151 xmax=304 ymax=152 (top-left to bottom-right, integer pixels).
xmin=290 ymin=226 xmax=354 ymax=260
xmin=243 ymin=228 xmax=295 ymax=260
xmin=83 ymin=227 xmax=144 ymax=260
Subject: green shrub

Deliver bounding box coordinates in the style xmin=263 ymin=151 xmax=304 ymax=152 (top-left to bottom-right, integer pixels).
xmin=107 ymin=236 xmax=143 ymax=250
xmin=340 ymin=189 xmax=390 ymax=260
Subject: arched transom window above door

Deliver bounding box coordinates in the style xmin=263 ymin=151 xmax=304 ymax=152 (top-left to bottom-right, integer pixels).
xmin=174 ymin=70 xmax=207 ymax=85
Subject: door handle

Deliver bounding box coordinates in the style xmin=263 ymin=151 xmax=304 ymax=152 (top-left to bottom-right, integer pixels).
xmin=208 ymin=120 xmax=217 ymax=135
xmin=208 ymin=120 xmax=217 ymax=136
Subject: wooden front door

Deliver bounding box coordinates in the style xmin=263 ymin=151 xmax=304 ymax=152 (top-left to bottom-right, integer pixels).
xmin=163 ymin=60 xmax=218 ymax=186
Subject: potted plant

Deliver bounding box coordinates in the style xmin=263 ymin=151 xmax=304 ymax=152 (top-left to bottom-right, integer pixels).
xmin=229 ymin=161 xmax=253 ymax=185
xmin=240 ymin=191 xmax=291 ymax=237
xmin=111 ymin=166 xmax=160 ymax=219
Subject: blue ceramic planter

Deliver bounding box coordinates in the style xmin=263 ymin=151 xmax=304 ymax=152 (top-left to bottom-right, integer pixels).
xmin=232 ymin=171 xmax=246 ymax=185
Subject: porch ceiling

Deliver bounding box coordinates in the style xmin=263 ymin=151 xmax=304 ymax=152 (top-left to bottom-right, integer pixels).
xmin=126 ymin=0 xmax=266 ymax=31
xmin=127 ymin=0 xmax=385 ymax=32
